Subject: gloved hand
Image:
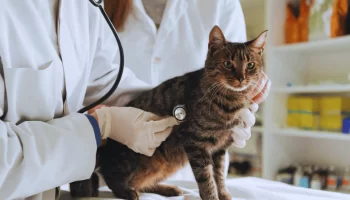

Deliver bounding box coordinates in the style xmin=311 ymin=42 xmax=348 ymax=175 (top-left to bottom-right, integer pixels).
xmin=232 ymin=103 xmax=258 ymax=148
xmin=232 ymin=72 xmax=271 ymax=148
xmin=93 ymin=106 xmax=179 ymax=156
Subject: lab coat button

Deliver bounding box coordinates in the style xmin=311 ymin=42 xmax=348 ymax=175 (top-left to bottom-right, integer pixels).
xmin=153 ymin=57 xmax=161 ymax=63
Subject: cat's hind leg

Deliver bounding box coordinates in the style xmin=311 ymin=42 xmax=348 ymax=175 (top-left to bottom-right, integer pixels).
xmin=141 ymin=184 xmax=183 ymax=197
xmin=100 ymin=139 xmax=141 ymax=200
xmin=69 ymin=172 xmax=99 ymax=197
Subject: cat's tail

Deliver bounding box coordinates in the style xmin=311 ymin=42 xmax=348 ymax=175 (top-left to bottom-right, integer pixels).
xmin=69 ymin=172 xmax=99 ymax=197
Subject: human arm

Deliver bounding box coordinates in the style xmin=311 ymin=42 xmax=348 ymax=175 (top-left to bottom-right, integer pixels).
xmin=0 ymin=73 xmax=101 ymax=199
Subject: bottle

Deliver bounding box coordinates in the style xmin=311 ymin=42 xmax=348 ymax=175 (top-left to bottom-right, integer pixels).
xmin=310 ymin=165 xmax=321 ymax=190
xmin=327 ymin=165 xmax=337 ymax=191
xmin=311 ymin=173 xmax=322 ymax=190
xmin=341 ymin=166 xmax=350 ymax=191
xmin=319 ymin=165 xmax=328 ymax=190
xmin=294 ymin=165 xmax=303 ymax=186
xmin=300 ymin=166 xmax=312 ymax=188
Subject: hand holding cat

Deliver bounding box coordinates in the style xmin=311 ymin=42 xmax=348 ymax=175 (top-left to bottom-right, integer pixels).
xmin=232 ymin=72 xmax=271 ymax=148
xmin=91 ymin=106 xmax=179 ymax=156
xmin=231 ymin=103 xmax=258 ymax=148
xmin=249 ymin=71 xmax=271 ymax=104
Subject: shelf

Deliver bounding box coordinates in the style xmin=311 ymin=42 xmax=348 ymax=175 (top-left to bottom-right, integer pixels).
xmin=272 ymin=84 xmax=350 ymax=94
xmin=272 ymin=36 xmax=350 ymax=54
xmin=271 ymin=128 xmax=350 ymax=141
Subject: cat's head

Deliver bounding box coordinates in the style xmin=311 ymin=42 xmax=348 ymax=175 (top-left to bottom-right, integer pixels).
xmin=204 ymin=25 xmax=267 ymax=93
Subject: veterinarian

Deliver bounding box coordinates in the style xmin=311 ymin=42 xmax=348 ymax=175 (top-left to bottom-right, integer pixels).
xmin=102 ymin=0 xmax=271 ymax=182
xmin=0 ymin=1 xmax=270 ymax=200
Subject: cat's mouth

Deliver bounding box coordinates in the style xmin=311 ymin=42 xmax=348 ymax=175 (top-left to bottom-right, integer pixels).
xmin=225 ymin=84 xmax=249 ymax=92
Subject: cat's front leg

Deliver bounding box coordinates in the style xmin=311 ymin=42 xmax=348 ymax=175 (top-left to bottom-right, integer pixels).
xmin=185 ymin=146 xmax=219 ymax=200
xmin=212 ymin=149 xmax=232 ymax=200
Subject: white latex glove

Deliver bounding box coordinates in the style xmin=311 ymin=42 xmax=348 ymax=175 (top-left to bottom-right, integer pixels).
xmin=231 ymin=103 xmax=259 ymax=148
xmin=95 ymin=106 xmax=179 ymax=156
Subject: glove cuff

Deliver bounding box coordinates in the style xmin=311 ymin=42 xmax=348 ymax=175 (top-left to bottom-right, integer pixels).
xmin=95 ymin=107 xmax=112 ymax=139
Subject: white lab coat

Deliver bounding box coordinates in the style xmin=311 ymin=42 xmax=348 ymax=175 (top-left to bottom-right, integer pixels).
xmin=117 ymin=0 xmax=247 ymax=181
xmin=0 ymin=0 xmax=246 ymax=199
xmin=0 ymin=1 xmax=150 ymax=199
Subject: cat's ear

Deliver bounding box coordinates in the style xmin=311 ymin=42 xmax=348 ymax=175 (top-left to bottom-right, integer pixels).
xmin=208 ymin=25 xmax=226 ymax=50
xmin=249 ymin=30 xmax=268 ymax=55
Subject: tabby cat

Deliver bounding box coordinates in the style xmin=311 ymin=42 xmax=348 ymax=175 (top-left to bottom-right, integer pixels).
xmin=70 ymin=25 xmax=267 ymax=200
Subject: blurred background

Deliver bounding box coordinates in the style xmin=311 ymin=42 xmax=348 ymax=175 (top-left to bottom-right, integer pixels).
xmin=228 ymin=0 xmax=350 ymax=194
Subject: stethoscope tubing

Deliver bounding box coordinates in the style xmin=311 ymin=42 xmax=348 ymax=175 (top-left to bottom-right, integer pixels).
xmin=78 ymin=0 xmax=125 ymax=113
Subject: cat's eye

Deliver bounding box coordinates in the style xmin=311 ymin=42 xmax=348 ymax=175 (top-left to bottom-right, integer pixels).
xmin=247 ymin=62 xmax=255 ymax=70
xmin=223 ymin=61 xmax=233 ymax=69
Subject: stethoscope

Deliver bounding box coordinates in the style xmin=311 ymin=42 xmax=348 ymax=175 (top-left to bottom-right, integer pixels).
xmin=81 ymin=0 xmax=186 ymax=121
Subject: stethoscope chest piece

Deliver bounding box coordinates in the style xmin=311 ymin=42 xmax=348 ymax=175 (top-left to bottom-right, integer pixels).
xmin=173 ymin=105 xmax=186 ymax=121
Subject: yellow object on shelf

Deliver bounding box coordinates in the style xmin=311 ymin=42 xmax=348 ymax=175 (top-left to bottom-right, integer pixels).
xmin=287 ymin=96 xmax=300 ymax=128
xmin=299 ymin=97 xmax=320 ymax=130
xmin=319 ymin=96 xmax=350 ymax=132
xmin=320 ymin=115 xmax=344 ymax=132
xmin=299 ymin=97 xmax=320 ymax=112
xmin=320 ymin=96 xmax=350 ymax=116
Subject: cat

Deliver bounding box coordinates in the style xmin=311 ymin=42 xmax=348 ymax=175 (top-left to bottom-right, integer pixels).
xmin=69 ymin=25 xmax=267 ymax=200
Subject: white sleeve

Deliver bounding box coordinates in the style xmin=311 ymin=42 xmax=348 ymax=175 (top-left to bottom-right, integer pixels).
xmin=83 ymin=6 xmax=152 ymax=108
xmin=220 ymin=0 xmax=247 ymax=43
xmin=0 ymin=77 xmax=99 ymax=199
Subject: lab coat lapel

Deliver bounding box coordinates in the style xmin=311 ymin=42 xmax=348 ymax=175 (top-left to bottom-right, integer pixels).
xmin=133 ymin=0 xmax=157 ymax=37
xmin=132 ymin=0 xmax=188 ymax=41
xmin=57 ymin=0 xmax=89 ymax=113
xmin=156 ymin=0 xmax=188 ymax=46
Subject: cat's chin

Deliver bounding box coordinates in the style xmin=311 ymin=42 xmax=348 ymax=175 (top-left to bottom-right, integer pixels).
xmin=225 ymin=84 xmax=249 ymax=92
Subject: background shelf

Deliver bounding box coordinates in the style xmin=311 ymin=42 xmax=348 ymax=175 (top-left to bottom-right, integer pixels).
xmin=271 ymin=128 xmax=350 ymax=141
xmin=272 ymin=84 xmax=350 ymax=94
xmin=273 ymin=36 xmax=350 ymax=54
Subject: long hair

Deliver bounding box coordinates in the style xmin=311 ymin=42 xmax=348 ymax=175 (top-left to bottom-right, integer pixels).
xmin=104 ymin=0 xmax=133 ymax=32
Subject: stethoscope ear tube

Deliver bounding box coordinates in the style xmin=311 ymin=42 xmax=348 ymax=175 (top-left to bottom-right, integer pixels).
xmin=78 ymin=0 xmax=125 ymax=113
xmin=89 ymin=0 xmax=103 ymax=7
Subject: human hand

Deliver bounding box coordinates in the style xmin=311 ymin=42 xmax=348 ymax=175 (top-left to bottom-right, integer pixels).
xmin=88 ymin=104 xmax=106 ymax=114
xmin=248 ymin=71 xmax=271 ymax=104
xmin=231 ymin=103 xmax=258 ymax=148
xmin=231 ymin=72 xmax=270 ymax=148
xmin=94 ymin=107 xmax=179 ymax=156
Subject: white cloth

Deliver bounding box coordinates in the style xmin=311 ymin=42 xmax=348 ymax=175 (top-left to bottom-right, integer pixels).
xmin=58 ymin=177 xmax=350 ymax=200
xmin=117 ymin=0 xmax=247 ymax=182
xmin=0 ymin=0 xmax=150 ymax=199
xmin=118 ymin=0 xmax=247 ymax=86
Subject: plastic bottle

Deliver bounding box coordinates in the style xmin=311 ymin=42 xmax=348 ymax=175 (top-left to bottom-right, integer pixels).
xmin=300 ymin=166 xmax=312 ymax=188
xmin=341 ymin=166 xmax=350 ymax=191
xmin=319 ymin=165 xmax=328 ymax=190
xmin=327 ymin=165 xmax=337 ymax=191
xmin=311 ymin=170 xmax=322 ymax=190
xmin=294 ymin=165 xmax=303 ymax=186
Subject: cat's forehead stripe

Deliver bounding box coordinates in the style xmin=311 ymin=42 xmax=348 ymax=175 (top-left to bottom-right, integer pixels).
xmin=229 ymin=43 xmax=249 ymax=61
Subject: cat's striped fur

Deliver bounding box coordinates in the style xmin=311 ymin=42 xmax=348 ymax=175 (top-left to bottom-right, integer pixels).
xmin=70 ymin=26 xmax=267 ymax=200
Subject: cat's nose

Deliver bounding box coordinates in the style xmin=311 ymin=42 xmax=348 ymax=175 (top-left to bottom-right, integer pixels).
xmin=238 ymin=78 xmax=245 ymax=83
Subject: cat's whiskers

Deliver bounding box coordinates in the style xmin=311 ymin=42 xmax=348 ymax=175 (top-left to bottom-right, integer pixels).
xmin=208 ymin=82 xmax=226 ymax=115
xmin=208 ymin=84 xmax=223 ymax=115
xmin=196 ymin=82 xmax=221 ymax=104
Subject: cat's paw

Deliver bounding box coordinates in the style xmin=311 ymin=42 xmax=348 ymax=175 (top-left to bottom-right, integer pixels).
xmin=161 ymin=186 xmax=183 ymax=197
xmin=218 ymin=189 xmax=232 ymax=200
